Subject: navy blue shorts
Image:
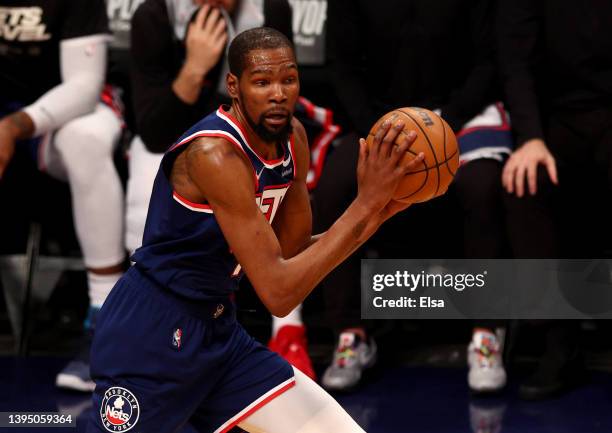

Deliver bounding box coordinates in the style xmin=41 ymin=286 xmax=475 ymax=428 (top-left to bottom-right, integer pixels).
xmin=87 ymin=267 xmax=295 ymax=433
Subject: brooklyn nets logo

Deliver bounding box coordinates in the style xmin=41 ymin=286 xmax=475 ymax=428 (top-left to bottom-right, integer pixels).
xmin=100 ymin=386 xmax=140 ymax=432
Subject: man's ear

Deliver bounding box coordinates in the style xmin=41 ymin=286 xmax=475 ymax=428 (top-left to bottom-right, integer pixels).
xmin=227 ymin=73 xmax=239 ymax=98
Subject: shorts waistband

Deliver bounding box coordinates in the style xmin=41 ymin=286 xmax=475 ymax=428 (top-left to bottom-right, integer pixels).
xmin=124 ymin=266 xmax=234 ymax=321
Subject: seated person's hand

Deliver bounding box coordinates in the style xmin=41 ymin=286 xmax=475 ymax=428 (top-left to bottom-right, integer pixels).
xmin=184 ymin=4 xmax=228 ymax=77
xmin=502 ymin=138 xmax=558 ymax=197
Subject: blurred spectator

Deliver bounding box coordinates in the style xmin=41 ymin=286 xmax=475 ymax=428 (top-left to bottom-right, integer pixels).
xmin=0 ymin=0 xmax=125 ymax=391
xmin=287 ymin=0 xmax=342 ymax=192
xmin=106 ymin=0 xmax=145 ymax=131
xmin=498 ymin=0 xmax=612 ymax=399
xmin=288 ymin=0 xmax=340 ymax=116
xmin=320 ymin=0 xmax=512 ymax=392
xmin=127 ymin=0 xmax=318 ymax=379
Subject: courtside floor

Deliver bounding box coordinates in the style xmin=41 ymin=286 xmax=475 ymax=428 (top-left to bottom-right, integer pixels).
xmin=3 ymin=356 xmax=612 ymax=433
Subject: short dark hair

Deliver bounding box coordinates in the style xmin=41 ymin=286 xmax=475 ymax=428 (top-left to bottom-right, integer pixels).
xmin=228 ymin=27 xmax=294 ymax=77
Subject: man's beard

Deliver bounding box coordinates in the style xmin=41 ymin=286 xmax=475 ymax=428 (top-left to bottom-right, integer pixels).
xmin=242 ymin=104 xmax=293 ymax=144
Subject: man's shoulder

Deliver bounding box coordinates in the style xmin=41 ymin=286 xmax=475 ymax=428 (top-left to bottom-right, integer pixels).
xmin=181 ymin=135 xmax=255 ymax=196
xmin=184 ymin=135 xmax=249 ymax=167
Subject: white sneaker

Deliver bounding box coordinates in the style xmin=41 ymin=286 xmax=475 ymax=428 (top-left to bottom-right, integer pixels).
xmin=322 ymin=331 xmax=377 ymax=391
xmin=468 ymin=329 xmax=506 ymax=393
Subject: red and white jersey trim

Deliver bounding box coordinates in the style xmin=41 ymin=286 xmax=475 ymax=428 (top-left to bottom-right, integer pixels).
xmin=214 ymin=377 xmax=296 ymax=433
xmin=172 ymin=192 xmax=214 ymax=213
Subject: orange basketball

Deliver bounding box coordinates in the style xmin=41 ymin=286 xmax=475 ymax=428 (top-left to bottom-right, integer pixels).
xmin=366 ymin=107 xmax=460 ymax=203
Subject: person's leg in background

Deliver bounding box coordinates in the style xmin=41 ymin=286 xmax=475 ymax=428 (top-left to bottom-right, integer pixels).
xmin=269 ymin=304 xmax=316 ymax=381
xmin=503 ymin=162 xmax=568 ymax=399
xmin=503 ymin=109 xmax=612 ymax=399
xmin=454 ymin=159 xmax=509 ymax=393
xmin=455 ymin=159 xmax=507 ymax=259
xmin=310 ymin=133 xmax=377 ymax=390
xmin=48 ymin=103 xmax=125 ymax=391
xmin=319 ymin=245 xmax=376 ymax=391
xmin=124 ymin=135 xmax=164 ymax=257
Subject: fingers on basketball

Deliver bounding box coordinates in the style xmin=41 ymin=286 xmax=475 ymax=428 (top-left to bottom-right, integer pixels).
xmin=366 ymin=107 xmax=460 ymax=204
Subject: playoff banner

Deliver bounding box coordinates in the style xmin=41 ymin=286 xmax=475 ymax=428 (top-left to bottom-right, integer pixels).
xmin=289 ymin=0 xmax=327 ymax=65
xmin=361 ymin=259 xmax=612 ymax=319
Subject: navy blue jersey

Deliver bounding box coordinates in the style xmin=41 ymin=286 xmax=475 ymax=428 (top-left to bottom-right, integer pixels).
xmin=132 ymin=105 xmax=297 ymax=300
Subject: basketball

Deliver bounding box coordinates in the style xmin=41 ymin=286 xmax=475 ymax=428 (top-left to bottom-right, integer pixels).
xmin=366 ymin=107 xmax=460 ymax=203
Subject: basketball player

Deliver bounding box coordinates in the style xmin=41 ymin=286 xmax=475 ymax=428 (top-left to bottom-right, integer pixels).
xmin=88 ymin=27 xmax=423 ymax=432
xmin=127 ymin=0 xmax=317 ymax=380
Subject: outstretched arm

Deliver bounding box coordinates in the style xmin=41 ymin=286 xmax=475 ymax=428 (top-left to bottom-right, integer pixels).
xmin=186 ymin=120 xmax=422 ymax=316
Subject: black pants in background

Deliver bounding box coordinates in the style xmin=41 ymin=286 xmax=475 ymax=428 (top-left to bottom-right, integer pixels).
xmin=504 ymin=108 xmax=612 ymax=375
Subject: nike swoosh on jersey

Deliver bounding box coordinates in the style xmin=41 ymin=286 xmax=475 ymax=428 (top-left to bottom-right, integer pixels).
xmin=256 ymin=167 xmax=265 ymax=179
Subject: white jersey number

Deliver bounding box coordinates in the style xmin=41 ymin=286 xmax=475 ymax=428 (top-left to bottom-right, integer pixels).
xmin=231 ymin=186 xmax=289 ymax=277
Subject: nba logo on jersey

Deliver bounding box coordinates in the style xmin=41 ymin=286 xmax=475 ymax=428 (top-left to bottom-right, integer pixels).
xmin=172 ymin=328 xmax=183 ymax=349
xmin=100 ymin=386 xmax=140 ymax=432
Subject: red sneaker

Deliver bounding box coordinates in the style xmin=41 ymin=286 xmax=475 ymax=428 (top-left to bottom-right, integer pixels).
xmin=269 ymin=325 xmax=316 ymax=381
